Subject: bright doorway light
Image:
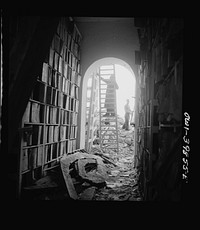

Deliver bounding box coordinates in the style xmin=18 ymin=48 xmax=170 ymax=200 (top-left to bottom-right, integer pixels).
xmin=115 ymin=64 xmax=136 ymax=119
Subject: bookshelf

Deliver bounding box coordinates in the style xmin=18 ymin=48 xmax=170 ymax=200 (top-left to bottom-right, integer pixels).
xmin=19 ymin=17 xmax=82 ymax=189
xmin=135 ymin=18 xmax=183 ymax=200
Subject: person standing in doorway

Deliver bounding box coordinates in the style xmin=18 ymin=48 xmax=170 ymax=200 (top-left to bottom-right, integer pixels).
xmin=123 ymin=99 xmax=132 ymax=130
xmin=100 ymin=74 xmax=119 ymax=117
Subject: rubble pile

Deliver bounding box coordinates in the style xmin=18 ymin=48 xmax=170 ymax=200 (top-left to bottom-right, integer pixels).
xmin=60 ymin=151 xmax=112 ymax=200
xmin=93 ymin=127 xmax=142 ymax=201
xmin=60 ymin=126 xmax=142 ymax=201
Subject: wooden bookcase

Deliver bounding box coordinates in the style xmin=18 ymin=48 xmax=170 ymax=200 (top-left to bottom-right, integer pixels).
xmin=135 ymin=18 xmax=183 ymax=200
xmin=19 ymin=17 xmax=82 ymax=190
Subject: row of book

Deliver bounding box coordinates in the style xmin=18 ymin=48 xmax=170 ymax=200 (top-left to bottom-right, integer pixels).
xmin=59 ymin=139 xmax=77 ymax=156
xmin=48 ymin=43 xmax=80 ymax=74
xmin=23 ymin=99 xmax=79 ymax=125
xmin=62 ymin=94 xmax=72 ymax=111
xmin=41 ymin=63 xmax=81 ymax=90
xmin=65 ymin=105 xmax=77 ymax=122
xmin=57 ymin=17 xmax=81 ymax=45
xmin=60 ymin=110 xmax=70 ymax=125
xmin=64 ymin=48 xmax=81 ymax=71
xmin=32 ymin=81 xmax=74 ymax=106
xmin=46 ymin=84 xmax=79 ymax=108
xmin=45 ymin=125 xmax=60 ymax=143
xmin=70 ymin=84 xmax=79 ymax=99
xmin=60 ymin=125 xmax=78 ymax=140
xmin=45 ymin=143 xmax=58 ymax=163
xmin=56 ymin=19 xmax=69 ymax=46
xmin=55 ymin=19 xmax=81 ymax=57
xmin=71 ymin=112 xmax=78 ymax=125
xmin=22 ymin=125 xmax=59 ymax=147
xmin=46 ymin=86 xmax=57 ymax=105
xmin=60 ymin=109 xmax=78 ymax=125
xmin=22 ymin=125 xmax=43 ymax=147
xmin=62 ymin=77 xmax=71 ymax=95
xmin=62 ymin=95 xmax=79 ymax=112
xmin=22 ymin=137 xmax=77 ymax=172
xmin=72 ymin=98 xmax=79 ymax=113
xmin=53 ymin=29 xmax=80 ymax=59
xmin=46 ymin=106 xmax=60 ymax=124
xmin=68 ymin=139 xmax=77 ymax=153
xmin=52 ymin=33 xmax=63 ymax=55
xmin=46 ymin=47 xmax=80 ymax=76
xmin=45 ymin=125 xmax=77 ymax=144
xmin=63 ymin=69 xmax=81 ymax=88
xmin=52 ymin=29 xmax=81 ymax=59
xmin=60 ymin=125 xmax=70 ymax=141
xmin=62 ymin=78 xmax=79 ymax=98
xmin=22 ymin=146 xmax=43 ymax=171
xmin=22 ymin=142 xmax=59 ymax=171
xmin=70 ymin=126 xmax=78 ymax=139
xmin=22 ymin=122 xmax=78 ymax=148
xmin=23 ymin=102 xmax=45 ymax=123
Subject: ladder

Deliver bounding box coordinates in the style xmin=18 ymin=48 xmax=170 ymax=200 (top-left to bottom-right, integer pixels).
xmin=99 ymin=65 xmax=119 ymax=153
xmin=85 ymin=73 xmax=99 ymax=152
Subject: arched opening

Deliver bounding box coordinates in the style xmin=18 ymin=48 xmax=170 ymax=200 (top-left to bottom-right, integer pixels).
xmin=79 ymin=57 xmax=137 ymax=150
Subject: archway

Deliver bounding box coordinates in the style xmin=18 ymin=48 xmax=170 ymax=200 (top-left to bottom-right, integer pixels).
xmin=79 ymin=57 xmax=137 ymax=150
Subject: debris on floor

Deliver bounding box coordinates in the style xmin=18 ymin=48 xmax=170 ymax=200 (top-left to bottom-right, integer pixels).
xmin=60 ymin=125 xmax=143 ymax=201
xmin=60 ymin=151 xmax=111 ymax=200
xmin=21 ymin=168 xmax=70 ymax=200
xmin=23 ymin=125 xmax=142 ymax=201
xmin=79 ymin=187 xmax=96 ymax=200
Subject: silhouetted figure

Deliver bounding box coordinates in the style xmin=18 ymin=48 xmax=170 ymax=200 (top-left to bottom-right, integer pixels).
xmin=100 ymin=74 xmax=119 ymax=117
xmin=123 ymin=99 xmax=132 ymax=130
